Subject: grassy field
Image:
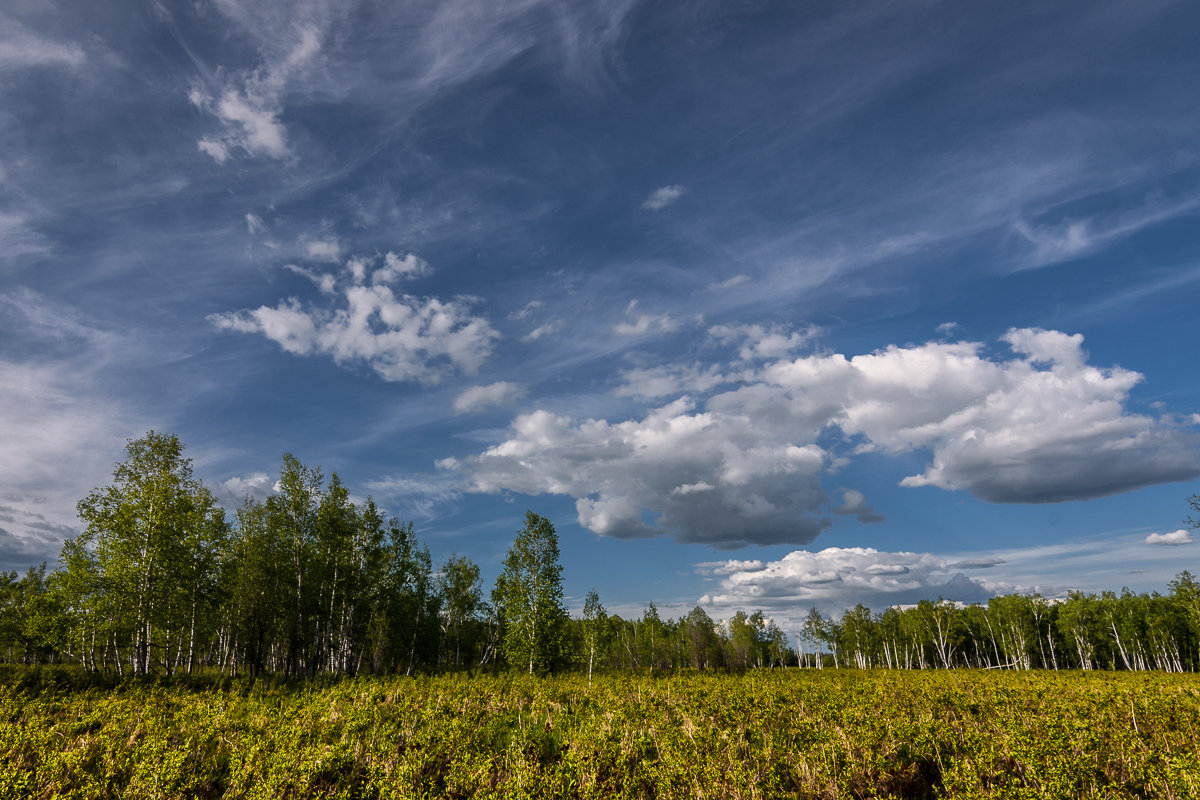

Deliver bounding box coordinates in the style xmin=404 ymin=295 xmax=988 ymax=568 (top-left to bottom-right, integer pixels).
xmin=2 ymin=668 xmax=1198 ymax=799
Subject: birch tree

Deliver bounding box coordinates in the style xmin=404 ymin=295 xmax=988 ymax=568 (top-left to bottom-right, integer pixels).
xmin=74 ymin=431 xmax=227 ymax=675
xmin=492 ymin=511 xmax=567 ymax=674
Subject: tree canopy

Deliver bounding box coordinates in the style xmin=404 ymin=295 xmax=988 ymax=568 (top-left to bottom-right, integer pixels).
xmin=492 ymin=511 xmax=568 ymax=674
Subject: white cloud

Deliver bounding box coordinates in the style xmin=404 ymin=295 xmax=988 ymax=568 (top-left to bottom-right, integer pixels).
xmin=1145 ymin=530 xmax=1194 ymax=546
xmin=215 ymin=472 xmax=273 ymax=507
xmin=508 ymin=300 xmax=543 ymax=321
xmin=697 ymin=547 xmax=990 ymax=616
xmin=700 ymin=533 xmax=1200 ymax=623
xmin=374 ymin=252 xmax=431 ymax=283
xmin=1013 ymin=218 xmax=1093 ymax=266
xmin=642 ymin=184 xmax=685 ymax=211
xmin=0 ymin=292 xmax=142 ymax=568
xmin=0 ymin=211 xmax=51 ymax=259
xmin=1012 ymin=197 xmax=1200 ymax=271
xmin=615 ymin=363 xmax=731 ymax=400
xmin=453 ymin=381 xmax=527 ymax=414
xmin=520 ymin=320 xmax=564 ymax=343
xmin=191 ymin=24 xmax=322 ymax=162
xmin=453 ymin=397 xmax=832 ymax=548
xmin=706 ymin=274 xmax=750 ymax=292
xmin=245 ymin=213 xmax=266 ymax=234
xmin=197 ymin=139 xmax=230 ymax=163
xmin=709 ymin=323 xmax=818 ymax=361
xmin=0 ymin=18 xmax=85 ymax=70
xmin=304 ymin=238 xmax=341 ymax=263
xmin=452 ymin=327 xmax=1200 ymax=549
xmin=744 ymin=328 xmax=1200 ymax=503
xmin=210 ymin=255 xmax=499 ymax=383
xmin=364 ymin=472 xmax=462 ymax=520
xmin=192 ymin=88 xmax=290 ymax=161
xmin=284 ymin=264 xmax=337 ymax=294
xmin=192 ymin=0 xmax=640 ymax=165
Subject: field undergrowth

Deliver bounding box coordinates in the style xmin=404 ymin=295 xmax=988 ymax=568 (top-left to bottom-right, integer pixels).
xmin=2 ymin=668 xmax=1198 ymax=799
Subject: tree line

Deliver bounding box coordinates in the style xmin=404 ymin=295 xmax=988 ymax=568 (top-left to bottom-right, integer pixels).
xmin=795 ymin=583 xmax=1200 ymax=672
xmin=1 ymin=431 xmax=1198 ymax=675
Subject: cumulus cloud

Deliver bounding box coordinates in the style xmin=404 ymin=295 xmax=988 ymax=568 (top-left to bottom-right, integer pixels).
xmin=215 ymin=472 xmax=274 ymax=508
xmin=209 ymin=252 xmax=498 ymax=383
xmin=832 ymin=489 xmax=885 ymax=524
xmin=450 ymin=327 xmax=1200 ymax=549
xmin=453 ymin=381 xmax=527 ymax=414
xmin=450 ymin=397 xmax=832 ymax=548
xmin=642 ymin=184 xmax=685 ymax=211
xmin=745 ymin=328 xmax=1200 ymax=504
xmin=697 ymin=547 xmax=992 ymax=613
xmin=1145 ymin=530 xmax=1194 ymax=546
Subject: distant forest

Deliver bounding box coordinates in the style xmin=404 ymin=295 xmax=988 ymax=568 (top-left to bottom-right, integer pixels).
xmin=2 ymin=431 xmax=1199 ymax=675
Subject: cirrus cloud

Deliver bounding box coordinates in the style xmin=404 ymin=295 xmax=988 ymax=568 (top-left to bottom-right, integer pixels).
xmin=453 ymin=381 xmax=527 ymax=414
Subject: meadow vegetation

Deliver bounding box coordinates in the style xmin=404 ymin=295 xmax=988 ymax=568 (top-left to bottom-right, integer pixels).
xmin=3 ymin=668 xmax=1199 ymax=799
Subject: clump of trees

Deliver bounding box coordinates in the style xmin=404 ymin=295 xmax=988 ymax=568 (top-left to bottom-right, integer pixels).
xmin=793 ymin=577 xmax=1200 ymax=672
xmin=13 ymin=433 xmax=452 ymax=676
xmin=2 ymin=431 xmax=1199 ymax=676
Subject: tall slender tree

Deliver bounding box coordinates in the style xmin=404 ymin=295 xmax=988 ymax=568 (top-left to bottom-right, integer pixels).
xmin=582 ymin=589 xmax=605 ymax=681
xmin=438 ymin=555 xmax=484 ymax=668
xmin=492 ymin=511 xmax=568 ymax=674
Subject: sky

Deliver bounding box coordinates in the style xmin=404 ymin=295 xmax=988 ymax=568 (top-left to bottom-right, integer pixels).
xmin=3 ymin=0 xmax=1200 ymax=629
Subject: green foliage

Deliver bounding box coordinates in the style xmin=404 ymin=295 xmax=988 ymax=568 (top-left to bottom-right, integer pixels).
xmin=70 ymin=431 xmax=229 ymax=676
xmin=492 ymin=512 xmax=569 ymax=675
xmin=438 ymin=554 xmax=486 ymax=668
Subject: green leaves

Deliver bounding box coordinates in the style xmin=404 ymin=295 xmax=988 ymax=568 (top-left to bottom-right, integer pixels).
xmin=493 ymin=511 xmax=568 ymax=675
xmin=71 ymin=431 xmax=229 ymax=675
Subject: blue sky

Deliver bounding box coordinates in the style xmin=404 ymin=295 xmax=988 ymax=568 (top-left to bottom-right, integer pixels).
xmin=3 ymin=0 xmax=1200 ymax=625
